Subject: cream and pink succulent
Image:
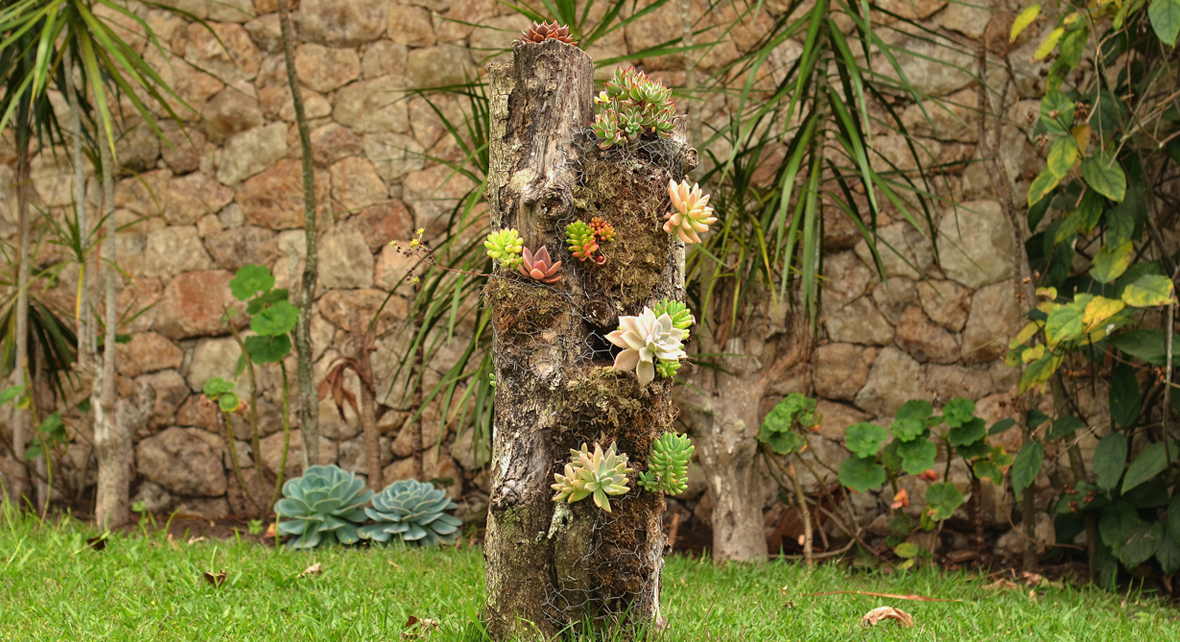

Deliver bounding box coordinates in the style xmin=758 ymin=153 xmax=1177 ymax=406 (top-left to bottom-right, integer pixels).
xmin=606 ymin=307 xmax=687 ymax=386
xmin=664 ymin=179 xmax=717 ymax=245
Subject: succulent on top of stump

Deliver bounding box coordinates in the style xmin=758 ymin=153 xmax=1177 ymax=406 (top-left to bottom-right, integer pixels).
xmin=520 ymin=21 xmax=577 ymax=46
xmin=359 ymin=479 xmax=462 ymax=547
xmin=606 ymin=306 xmax=688 ymax=386
xmin=664 ymin=179 xmax=717 ymax=244
xmin=485 ymin=228 xmax=524 ymax=270
xmin=518 ymin=245 xmax=563 ymax=284
xmin=639 ymin=432 xmax=695 ymax=496
xmin=592 ymin=66 xmax=676 ymax=149
xmin=276 ymin=465 xmax=374 ymax=549
xmin=552 ymin=442 xmax=634 ymax=512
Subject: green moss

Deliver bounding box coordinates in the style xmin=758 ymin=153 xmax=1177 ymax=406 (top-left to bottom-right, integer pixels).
xmin=486 ymin=275 xmax=567 ymax=337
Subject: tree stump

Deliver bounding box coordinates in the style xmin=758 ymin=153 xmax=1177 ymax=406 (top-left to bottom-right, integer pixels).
xmin=483 ymin=40 xmax=696 ymax=639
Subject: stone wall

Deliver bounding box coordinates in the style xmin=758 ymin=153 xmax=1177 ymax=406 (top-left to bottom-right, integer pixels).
xmin=0 ymin=0 xmax=1052 ymax=546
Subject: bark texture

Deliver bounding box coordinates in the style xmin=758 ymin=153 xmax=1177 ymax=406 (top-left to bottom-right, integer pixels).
xmin=483 ymin=40 xmax=695 ymax=639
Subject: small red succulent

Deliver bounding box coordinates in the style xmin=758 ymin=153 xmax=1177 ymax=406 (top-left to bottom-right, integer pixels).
xmin=520 ymin=21 xmax=578 ymax=46
xmin=518 ymin=245 xmax=563 ymax=284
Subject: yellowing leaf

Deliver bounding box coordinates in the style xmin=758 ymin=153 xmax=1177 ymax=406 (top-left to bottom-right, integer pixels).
xmin=1071 ymin=125 xmax=1092 ymax=156
xmin=1083 ymin=296 xmax=1126 ymax=332
xmin=1036 ymin=286 xmax=1058 ymax=299
xmin=1011 ymin=4 xmax=1042 ymax=42
xmin=1037 ymin=300 xmax=1060 ymax=314
xmin=1010 ymin=321 xmax=1043 ymax=349
xmin=1035 ymin=27 xmax=1065 ymax=60
xmin=1022 ymin=344 xmax=1046 ymax=364
xmin=1122 ymin=274 xmax=1176 ymax=308
xmin=1089 ymin=241 xmax=1133 ymax=284
xmin=1027 ymin=167 xmax=1061 ymax=207
xmin=1045 ymin=295 xmax=1092 ymax=348
xmin=1047 ymin=135 xmax=1079 ymax=178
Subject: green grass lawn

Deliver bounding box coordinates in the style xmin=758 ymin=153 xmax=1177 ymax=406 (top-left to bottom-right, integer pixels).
xmin=1 ymin=516 xmax=1178 ymax=641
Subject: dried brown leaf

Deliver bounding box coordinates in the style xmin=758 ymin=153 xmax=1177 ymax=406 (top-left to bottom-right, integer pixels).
xmin=203 ymin=570 xmax=227 ymax=587
xmin=861 ymin=606 xmax=913 ymax=628
xmin=402 ymin=615 xmax=440 ymax=638
xmin=85 ymin=536 xmax=107 ymax=551
xmin=300 ymin=562 xmax=322 ymax=577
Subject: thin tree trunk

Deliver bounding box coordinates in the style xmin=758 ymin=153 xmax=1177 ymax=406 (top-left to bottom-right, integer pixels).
xmin=483 ymin=41 xmax=690 ymax=638
xmin=93 ymin=128 xmax=128 ymax=528
xmin=12 ymin=125 xmax=31 ymax=507
xmin=353 ymin=311 xmax=381 ymax=492
xmin=277 ymin=0 xmax=319 ymax=469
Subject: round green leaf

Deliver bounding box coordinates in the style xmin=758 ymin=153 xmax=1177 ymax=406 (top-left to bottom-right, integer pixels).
xmin=838 ymin=456 xmax=886 ymax=493
xmin=202 ymin=377 xmax=235 ymax=398
xmin=1093 ymin=433 xmax=1128 ymax=491
xmin=229 ymin=264 xmax=275 ymax=301
xmin=898 ymin=438 xmax=937 ymax=475
xmin=895 ymin=399 xmax=934 ymax=421
xmin=1011 ymin=441 xmax=1044 ymax=500
xmin=942 ymin=397 xmax=975 ymax=428
xmin=894 ymin=542 xmax=919 ymax=559
xmin=948 ymin=417 xmax=986 ymax=447
xmin=251 ymin=300 xmax=299 ymax=337
xmin=1080 ymin=154 xmax=1126 ymax=203
xmin=766 ymin=430 xmax=805 ymax=455
xmin=845 ymin=422 xmax=888 ymax=459
xmin=245 ymin=334 xmax=292 ymax=365
xmin=973 ymin=460 xmax=1003 ymax=485
xmin=218 ymin=392 xmax=241 ymax=414
xmin=1121 ymin=441 xmax=1178 ymax=495
xmin=890 ymin=417 xmax=926 ymax=443
xmin=925 ymin=482 xmax=965 ymax=521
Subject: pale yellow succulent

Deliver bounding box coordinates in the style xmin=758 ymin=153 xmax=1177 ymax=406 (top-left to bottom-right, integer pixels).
xmin=551 ymin=442 xmax=633 ymax=512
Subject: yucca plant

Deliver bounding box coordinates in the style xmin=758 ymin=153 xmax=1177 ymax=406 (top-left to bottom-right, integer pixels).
xmin=359 ymin=479 xmax=462 ymax=547
xmin=276 ymin=465 xmax=374 ymax=549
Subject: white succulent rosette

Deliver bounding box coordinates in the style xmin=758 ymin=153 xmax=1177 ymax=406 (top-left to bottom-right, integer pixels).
xmin=606 ymin=307 xmax=687 ymax=386
xmin=664 ymin=178 xmax=717 ymax=244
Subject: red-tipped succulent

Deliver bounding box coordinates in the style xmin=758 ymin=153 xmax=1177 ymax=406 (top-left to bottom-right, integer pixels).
xmin=590 ymin=217 xmax=615 ymax=243
xmin=518 ymin=245 xmax=563 ymax=284
xmin=520 ymin=21 xmax=578 ymax=46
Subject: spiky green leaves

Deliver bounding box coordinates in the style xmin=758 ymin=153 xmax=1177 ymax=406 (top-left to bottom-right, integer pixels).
xmin=485 ymin=229 xmax=524 ymax=269
xmin=640 ymin=432 xmax=694 ymax=495
xmin=592 ymin=67 xmax=676 ymax=149
xmin=552 ymin=442 xmax=633 ymax=512
xmin=359 ymin=479 xmax=462 ymax=547
xmin=276 ymin=465 xmax=374 ymax=549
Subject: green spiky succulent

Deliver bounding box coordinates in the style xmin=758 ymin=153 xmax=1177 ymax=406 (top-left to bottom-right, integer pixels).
xmin=639 ymin=432 xmax=694 ymax=496
xmin=652 ymin=299 xmax=694 ymax=339
xmin=592 ymin=67 xmax=676 ymax=150
xmin=551 ymin=442 xmax=633 ymax=512
xmin=565 ymin=220 xmax=603 ymax=264
xmin=485 ymin=228 xmax=524 ymax=269
xmin=358 ymin=479 xmax=462 ymax=547
xmin=276 ymin=465 xmax=374 ymax=549
xmin=655 ymin=358 xmax=681 ymax=379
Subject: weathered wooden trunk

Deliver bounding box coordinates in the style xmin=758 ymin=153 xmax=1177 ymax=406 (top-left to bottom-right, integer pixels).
xmin=483 ymin=40 xmax=696 ymax=638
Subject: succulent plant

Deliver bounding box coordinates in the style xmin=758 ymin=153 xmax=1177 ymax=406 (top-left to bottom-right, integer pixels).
xmin=592 ymin=67 xmax=676 ymax=149
xmin=639 ymin=432 xmax=695 ymax=496
xmin=664 ymin=179 xmax=717 ymax=245
xmin=590 ymin=217 xmax=615 ymax=243
xmin=517 ymin=245 xmax=563 ymax=284
xmin=651 ymin=299 xmax=694 ymax=339
xmin=358 ymin=479 xmax=462 ymax=547
xmin=485 ymin=229 xmax=524 ymax=269
xmin=606 ymin=306 xmax=687 ymax=386
xmin=565 ymin=220 xmax=604 ymax=264
xmin=520 ymin=20 xmax=577 ymax=46
xmin=276 ymin=465 xmax=374 ymax=549
xmin=654 ymin=358 xmax=681 ymax=379
xmin=551 ymin=442 xmax=633 ymax=512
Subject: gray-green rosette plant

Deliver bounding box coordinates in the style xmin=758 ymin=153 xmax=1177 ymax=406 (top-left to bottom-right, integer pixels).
xmin=276 ymin=465 xmax=373 ymax=549
xmin=639 ymin=432 xmax=694 ymax=495
xmin=551 ymin=442 xmax=633 ymax=512
xmin=359 ymin=479 xmax=462 ymax=547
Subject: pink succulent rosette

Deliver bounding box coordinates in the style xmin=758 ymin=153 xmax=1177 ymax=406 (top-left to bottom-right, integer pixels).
xmin=517 ymin=245 xmax=562 ymax=284
xmin=663 ymin=179 xmax=717 ymax=244
xmin=606 ymin=307 xmax=687 ymax=386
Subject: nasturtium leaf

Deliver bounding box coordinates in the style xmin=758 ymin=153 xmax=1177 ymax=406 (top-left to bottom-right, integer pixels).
xmin=767 ymin=429 xmax=806 ymax=455
xmin=839 ymin=456 xmax=886 ymax=493
xmin=1089 ymin=241 xmax=1133 ymax=284
xmin=1099 ymin=501 xmax=1140 ymax=550
xmin=898 ymin=438 xmax=938 ymax=475
xmin=1120 ymin=274 xmax=1175 ymax=308
xmin=1108 ymin=329 xmax=1180 ymax=365
xmin=973 ymin=460 xmax=1004 ymax=485
xmin=1082 ymin=296 xmax=1125 ymax=332
xmin=1122 ymin=441 xmax=1178 ymax=495
xmin=1168 ymin=494 xmax=1180 ymax=546
xmin=1028 ymin=168 xmax=1061 ymax=207
xmin=1010 ymin=4 xmax=1041 ymax=41
xmin=925 ymin=482 xmax=965 ymax=521
xmin=251 ymin=300 xmax=299 ymax=337
xmin=1047 ymin=135 xmax=1079 ymax=177
xmin=942 ymin=397 xmax=976 ymax=428
xmin=989 ymin=418 xmax=1016 ymax=436
xmin=948 ymin=417 xmax=986 ymax=447
xmin=1148 ymin=0 xmax=1180 ymax=46
xmin=247 ymin=288 xmax=290 ymax=315
xmin=245 ymin=334 xmax=292 ymax=364
xmin=1093 ymin=433 xmax=1128 ymax=491
xmin=845 ymin=422 xmax=888 ymax=459
xmin=891 ymin=417 xmax=926 ymax=443
xmin=1109 ymin=362 xmax=1141 ymax=428
xmin=956 ymin=439 xmax=993 ymax=460
xmin=1045 ymin=295 xmax=1090 ymax=347
xmin=1080 ymin=154 xmax=1126 ymax=203
xmin=896 ymin=399 xmax=934 ymax=421
xmin=1034 ymin=26 xmax=1064 ymax=60
xmin=1046 ymin=415 xmax=1086 ymax=441
xmin=1156 ymin=535 xmax=1180 ymax=576
xmin=202 ymin=377 xmax=235 ymax=398
xmin=218 ymin=392 xmax=241 ymax=414
xmin=229 ymin=264 xmax=275 ymax=301
xmin=1011 ymin=441 xmax=1044 ymax=500
xmin=0 ymin=385 xmax=24 ymax=406
xmin=1120 ymin=522 xmax=1165 ymax=569
xmin=893 ymin=542 xmax=919 ymax=559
